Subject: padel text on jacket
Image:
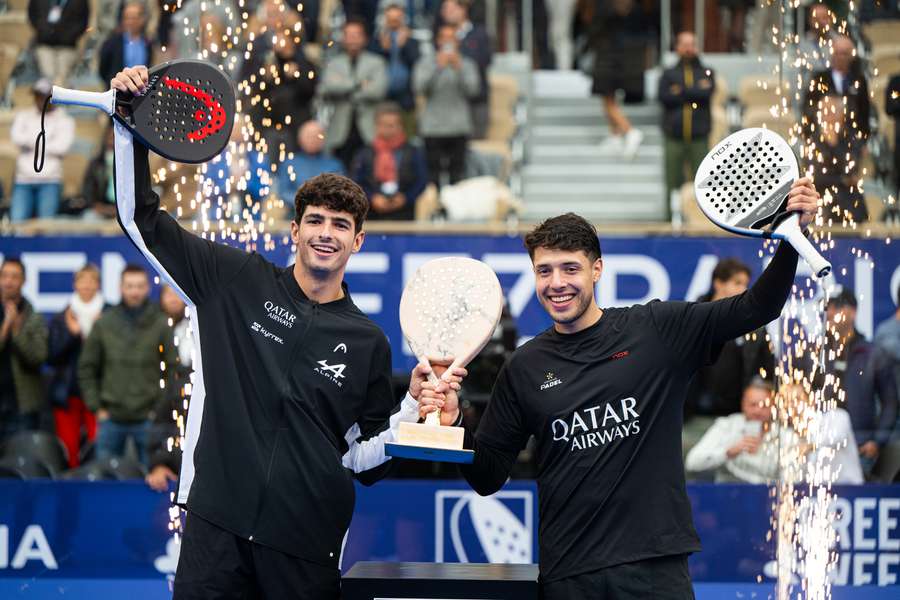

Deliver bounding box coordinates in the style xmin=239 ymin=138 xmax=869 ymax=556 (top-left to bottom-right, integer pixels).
xmin=114 ymin=131 xmax=403 ymax=568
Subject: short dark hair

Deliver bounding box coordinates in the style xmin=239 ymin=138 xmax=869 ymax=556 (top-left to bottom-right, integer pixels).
xmin=745 ymin=376 xmax=774 ymax=393
xmin=375 ymin=101 xmax=403 ymax=121
xmin=1 ymin=257 xmax=25 ymax=278
xmin=121 ymin=263 xmax=148 ymax=279
xmin=523 ymin=213 xmax=601 ymax=262
xmin=711 ymin=258 xmax=751 ymax=283
xmin=827 ymin=287 xmax=857 ymax=309
xmin=294 ymin=173 xmax=368 ymax=233
xmin=343 ymin=17 xmax=369 ymax=35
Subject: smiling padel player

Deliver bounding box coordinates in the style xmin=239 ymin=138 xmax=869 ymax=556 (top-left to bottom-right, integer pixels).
xmin=109 ymin=66 xmax=460 ymax=600
xmin=419 ymin=180 xmax=820 ymax=599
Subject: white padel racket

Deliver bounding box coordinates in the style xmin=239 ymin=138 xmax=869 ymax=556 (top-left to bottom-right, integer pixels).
xmin=400 ymin=257 xmax=503 ymax=426
xmin=694 ymin=128 xmax=831 ymax=278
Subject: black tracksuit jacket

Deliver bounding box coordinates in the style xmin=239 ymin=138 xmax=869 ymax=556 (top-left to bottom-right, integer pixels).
xmin=115 ymin=136 xmax=405 ymax=569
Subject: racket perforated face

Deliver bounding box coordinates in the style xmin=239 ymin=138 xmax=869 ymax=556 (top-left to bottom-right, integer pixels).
xmin=694 ymin=128 xmax=799 ymax=233
xmin=118 ymin=59 xmax=235 ymax=163
xmin=399 ymin=257 xmax=503 ymax=367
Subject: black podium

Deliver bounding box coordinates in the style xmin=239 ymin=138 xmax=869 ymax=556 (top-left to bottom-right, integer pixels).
xmin=342 ymin=562 xmax=540 ymax=599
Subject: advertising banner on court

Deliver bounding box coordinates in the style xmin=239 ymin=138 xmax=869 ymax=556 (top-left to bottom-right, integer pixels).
xmin=0 ymin=234 xmax=896 ymax=371
xmin=1 ymin=481 xmax=898 ymax=599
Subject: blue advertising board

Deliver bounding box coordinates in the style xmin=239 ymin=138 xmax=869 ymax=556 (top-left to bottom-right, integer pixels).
xmin=0 ymin=481 xmax=898 ymax=598
xmin=0 ymin=234 xmax=896 ymax=371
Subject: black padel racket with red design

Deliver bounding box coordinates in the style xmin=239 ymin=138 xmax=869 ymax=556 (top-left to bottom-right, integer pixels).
xmin=50 ymin=59 xmax=234 ymax=163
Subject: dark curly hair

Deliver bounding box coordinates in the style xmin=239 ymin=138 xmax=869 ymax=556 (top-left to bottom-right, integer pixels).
xmin=294 ymin=173 xmax=369 ymax=233
xmin=523 ymin=213 xmax=601 ymax=262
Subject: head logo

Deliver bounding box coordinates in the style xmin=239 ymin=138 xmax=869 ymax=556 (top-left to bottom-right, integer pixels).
xmin=333 ymin=343 xmax=348 ymax=353
xmin=435 ymin=490 xmax=534 ymax=563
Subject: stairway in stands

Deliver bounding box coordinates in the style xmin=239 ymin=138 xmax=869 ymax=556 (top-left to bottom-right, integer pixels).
xmin=522 ymin=71 xmax=667 ymax=222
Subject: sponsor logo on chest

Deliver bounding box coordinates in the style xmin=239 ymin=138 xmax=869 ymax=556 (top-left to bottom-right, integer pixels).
xmin=540 ymin=372 xmax=562 ymax=391
xmin=314 ymin=343 xmax=349 ymax=388
xmin=264 ymin=300 xmax=297 ymax=328
xmin=551 ymin=397 xmax=642 ymax=453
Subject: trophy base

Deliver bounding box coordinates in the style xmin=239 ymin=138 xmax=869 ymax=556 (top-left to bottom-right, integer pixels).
xmin=385 ymin=442 xmax=474 ymax=464
xmin=386 ymin=422 xmax=472 ymax=464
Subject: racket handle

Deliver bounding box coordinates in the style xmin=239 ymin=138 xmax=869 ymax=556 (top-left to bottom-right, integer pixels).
xmin=776 ymin=214 xmax=832 ymax=279
xmin=423 ymin=369 xmax=442 ymax=426
xmin=51 ymin=86 xmax=116 ymax=115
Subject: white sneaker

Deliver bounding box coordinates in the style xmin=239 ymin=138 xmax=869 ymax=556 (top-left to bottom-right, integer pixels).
xmin=598 ymin=135 xmax=623 ymax=155
xmin=622 ymin=128 xmax=644 ymax=160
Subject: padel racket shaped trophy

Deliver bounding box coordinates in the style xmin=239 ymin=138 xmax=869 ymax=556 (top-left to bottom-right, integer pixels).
xmin=48 ymin=59 xmax=234 ymax=163
xmin=694 ymin=128 xmax=831 ymax=278
xmin=385 ymin=258 xmax=503 ymax=464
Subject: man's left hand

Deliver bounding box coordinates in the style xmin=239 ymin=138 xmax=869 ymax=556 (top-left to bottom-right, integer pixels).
xmin=786 ymin=177 xmax=821 ymax=229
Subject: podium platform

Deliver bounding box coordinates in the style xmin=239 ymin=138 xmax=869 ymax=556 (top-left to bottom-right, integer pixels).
xmin=342 ymin=562 xmax=540 ymax=599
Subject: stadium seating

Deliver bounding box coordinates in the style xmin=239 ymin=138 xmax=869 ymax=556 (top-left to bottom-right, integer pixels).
xmin=1 ymin=430 xmax=70 ymax=476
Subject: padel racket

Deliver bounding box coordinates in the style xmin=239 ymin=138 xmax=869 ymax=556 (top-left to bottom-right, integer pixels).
xmin=694 ymin=128 xmax=831 ymax=278
xmin=49 ymin=59 xmax=234 ymax=164
xmin=386 ymin=257 xmax=503 ymax=463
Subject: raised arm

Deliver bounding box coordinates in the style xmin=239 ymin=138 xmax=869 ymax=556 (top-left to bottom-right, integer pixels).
xmin=650 ymin=179 xmax=820 ymax=370
xmin=111 ymin=67 xmax=252 ymax=307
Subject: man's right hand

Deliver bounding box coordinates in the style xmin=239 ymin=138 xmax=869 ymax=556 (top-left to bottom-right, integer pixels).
xmin=726 ymin=435 xmax=761 ymax=458
xmin=111 ymin=66 xmax=149 ymax=95
xmin=145 ymin=465 xmax=177 ymax=492
xmin=97 ymin=409 xmax=110 ymax=421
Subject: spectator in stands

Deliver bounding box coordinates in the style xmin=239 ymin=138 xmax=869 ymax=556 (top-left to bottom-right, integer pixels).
xmin=590 ymin=0 xmax=649 ymax=160
xmin=798 ymin=3 xmax=838 ymax=74
xmin=685 ymin=258 xmax=774 ymax=418
xmin=47 ymin=264 xmax=106 ymax=468
xmin=438 ymin=0 xmax=492 ymax=139
xmin=239 ymin=0 xmax=305 ymax=82
xmin=247 ymin=10 xmax=318 ymax=157
xmin=276 ymin=120 xmax=345 ymax=204
xmin=683 ymin=258 xmax=775 ymax=453
xmin=820 ymin=288 xmax=898 ymax=476
xmin=659 ymin=31 xmax=715 ymax=217
xmin=81 ymin=126 xmax=117 ymax=220
xmin=804 ymin=95 xmax=868 ymax=223
xmin=320 ymin=18 xmax=388 ymax=170
xmin=28 ymin=0 xmax=89 ymax=85
xmin=98 ymin=1 xmax=154 ymax=86
xmin=370 ymin=1 xmax=420 ymax=135
xmin=414 ymin=23 xmax=480 ymax=188
xmin=803 ymin=35 xmax=870 ymax=142
xmin=545 ymin=0 xmax=577 ymax=70
xmin=78 ymin=264 xmax=175 ymax=465
xmin=0 ymin=258 xmax=48 ymax=443
xmin=9 ymin=79 xmax=75 ymax=222
xmin=145 ymin=285 xmax=191 ymax=492
xmin=886 ymin=73 xmax=900 ymax=197
xmin=874 ymin=284 xmax=900 ymax=363
xmin=685 ymin=378 xmax=786 ymax=483
xmin=352 ymin=102 xmax=427 ymax=221
xmin=782 ymin=382 xmax=864 ymax=485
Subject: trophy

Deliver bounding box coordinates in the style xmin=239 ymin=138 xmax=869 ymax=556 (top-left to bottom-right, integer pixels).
xmin=385 ymin=257 xmax=503 ymax=463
